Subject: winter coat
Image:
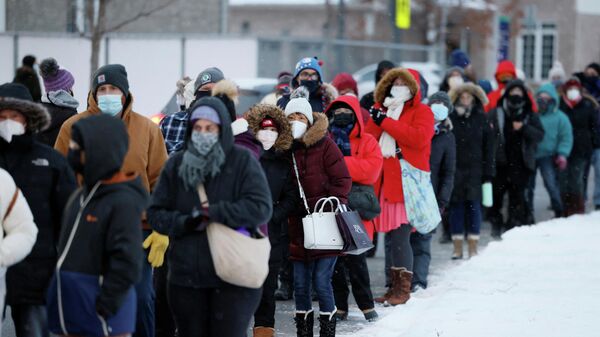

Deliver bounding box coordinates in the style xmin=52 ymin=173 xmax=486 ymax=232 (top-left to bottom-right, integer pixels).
xmin=325 ymin=95 xmax=383 ymax=239
xmin=0 ymin=121 xmax=77 ymax=305
xmin=37 ymin=92 xmax=78 ymax=147
xmin=448 ymin=83 xmax=495 ymax=202
xmin=365 ymin=68 xmax=435 ymax=204
xmin=574 ymin=72 xmax=600 ymax=103
xmin=288 ymin=112 xmax=352 ymax=261
xmin=232 ymin=118 xmax=263 ymax=160
xmin=147 ymin=97 xmax=272 ymax=288
xmin=489 ymin=80 xmax=545 ymax=173
xmin=535 ymin=83 xmax=573 ymax=159
xmin=246 ymin=104 xmax=296 ymax=262
xmin=559 ymin=94 xmax=600 ymax=160
xmin=277 ymin=83 xmax=338 ymax=113
xmin=55 ymin=92 xmax=168 ymax=193
xmin=429 ymin=119 xmax=456 ymax=208
xmin=47 ymin=115 xmax=147 ymax=336
xmin=0 ymin=168 xmax=38 ymax=281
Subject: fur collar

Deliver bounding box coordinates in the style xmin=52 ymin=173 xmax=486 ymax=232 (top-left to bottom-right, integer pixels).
xmin=0 ymin=97 xmax=50 ymax=133
xmin=448 ymin=82 xmax=489 ymax=106
xmin=246 ymin=104 xmax=293 ymax=152
xmin=374 ymin=68 xmax=419 ymax=104
xmin=321 ymin=82 xmax=339 ymax=108
xmin=301 ymin=112 xmax=329 ymax=147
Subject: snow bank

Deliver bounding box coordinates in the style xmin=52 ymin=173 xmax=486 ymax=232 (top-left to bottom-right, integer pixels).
xmin=343 ymin=212 xmax=600 ymax=337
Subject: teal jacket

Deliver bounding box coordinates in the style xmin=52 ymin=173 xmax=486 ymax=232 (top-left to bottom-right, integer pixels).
xmin=535 ymin=83 xmax=573 ymax=159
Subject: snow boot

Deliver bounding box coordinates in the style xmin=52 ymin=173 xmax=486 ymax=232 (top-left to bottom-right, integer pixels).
xmin=275 ymin=280 xmax=294 ymax=301
xmin=386 ymin=267 xmax=412 ymax=306
xmin=374 ymin=269 xmax=397 ymax=303
xmin=363 ymin=309 xmax=379 ymax=322
xmin=295 ymin=310 xmax=314 ymax=337
xmin=253 ymin=326 xmax=275 ymax=337
xmin=574 ymin=196 xmax=586 ymax=214
xmin=451 ymin=236 xmax=463 ymax=260
xmin=318 ymin=311 xmax=337 ymax=337
xmin=467 ymin=235 xmax=479 ymax=258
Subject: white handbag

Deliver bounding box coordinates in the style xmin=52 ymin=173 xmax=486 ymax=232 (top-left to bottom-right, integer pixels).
xmin=292 ymin=155 xmax=344 ymax=250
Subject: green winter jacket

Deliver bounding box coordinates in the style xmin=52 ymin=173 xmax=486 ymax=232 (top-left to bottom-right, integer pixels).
xmin=535 ymin=83 xmax=573 ymax=159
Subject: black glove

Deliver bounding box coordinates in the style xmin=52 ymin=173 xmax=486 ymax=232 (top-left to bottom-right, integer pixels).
xmin=370 ymin=106 xmax=387 ymax=126
xmin=184 ymin=208 xmax=210 ymax=231
xmin=483 ymin=175 xmax=493 ymax=183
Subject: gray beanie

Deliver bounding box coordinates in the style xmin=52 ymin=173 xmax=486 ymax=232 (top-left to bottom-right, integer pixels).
xmin=92 ymin=64 xmax=129 ymax=97
xmin=194 ymin=67 xmax=224 ymax=92
xmin=428 ymin=91 xmax=453 ymax=113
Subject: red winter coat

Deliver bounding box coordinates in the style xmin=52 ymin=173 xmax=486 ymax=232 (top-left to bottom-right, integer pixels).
xmin=325 ymin=95 xmax=383 ymax=240
xmin=365 ymin=68 xmax=435 ymax=204
xmin=288 ymin=112 xmax=352 ymax=261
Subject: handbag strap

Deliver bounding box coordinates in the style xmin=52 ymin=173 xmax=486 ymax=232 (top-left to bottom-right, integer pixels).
xmin=197 ymin=184 xmax=210 ymax=208
xmin=292 ymin=154 xmax=311 ymax=214
xmin=3 ymin=187 xmax=19 ymax=222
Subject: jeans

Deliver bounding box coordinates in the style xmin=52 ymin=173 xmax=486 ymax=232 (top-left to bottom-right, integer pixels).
xmin=11 ymin=304 xmax=48 ymax=337
xmin=168 ymin=283 xmax=262 ymax=337
xmin=449 ymin=201 xmax=482 ymax=236
xmin=134 ymin=230 xmax=155 ymax=337
xmin=594 ymin=149 xmax=600 ymax=206
xmin=293 ymin=257 xmax=337 ymax=313
xmin=527 ymin=157 xmax=564 ymax=214
xmin=409 ymin=232 xmax=432 ymax=289
xmin=332 ymin=254 xmax=374 ymax=312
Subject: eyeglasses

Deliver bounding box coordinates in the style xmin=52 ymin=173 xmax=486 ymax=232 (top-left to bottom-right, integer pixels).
xmin=298 ymin=72 xmax=319 ymax=81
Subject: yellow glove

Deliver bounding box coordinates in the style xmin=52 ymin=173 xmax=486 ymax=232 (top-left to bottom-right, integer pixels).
xmin=142 ymin=231 xmax=169 ymax=268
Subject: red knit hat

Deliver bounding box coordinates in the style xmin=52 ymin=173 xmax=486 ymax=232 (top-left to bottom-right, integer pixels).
xmin=331 ymin=73 xmax=358 ymax=96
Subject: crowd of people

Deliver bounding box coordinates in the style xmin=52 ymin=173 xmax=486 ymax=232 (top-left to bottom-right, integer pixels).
xmin=0 ymin=51 xmax=599 ymax=337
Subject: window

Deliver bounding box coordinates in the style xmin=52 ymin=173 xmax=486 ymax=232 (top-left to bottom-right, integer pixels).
xmin=516 ymin=23 xmax=557 ymax=82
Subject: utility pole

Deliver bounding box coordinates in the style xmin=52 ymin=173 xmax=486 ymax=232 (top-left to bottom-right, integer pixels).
xmin=336 ymin=0 xmax=346 ymax=75
xmin=390 ymin=0 xmax=403 ymax=62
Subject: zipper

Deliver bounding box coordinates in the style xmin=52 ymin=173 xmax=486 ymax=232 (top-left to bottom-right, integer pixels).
xmin=55 ymin=182 xmax=101 ymax=336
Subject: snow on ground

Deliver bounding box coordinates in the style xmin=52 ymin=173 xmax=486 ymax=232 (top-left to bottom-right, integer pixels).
xmin=342 ymin=212 xmax=600 ymax=337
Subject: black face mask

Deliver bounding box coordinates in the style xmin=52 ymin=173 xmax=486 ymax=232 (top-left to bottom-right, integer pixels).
xmin=332 ymin=113 xmax=355 ymax=127
xmin=299 ymin=80 xmax=320 ymax=94
xmin=195 ymin=90 xmax=211 ymax=100
xmin=536 ymin=98 xmax=555 ymax=113
xmin=67 ymin=149 xmax=84 ymax=174
xmin=507 ymin=95 xmax=526 ymax=110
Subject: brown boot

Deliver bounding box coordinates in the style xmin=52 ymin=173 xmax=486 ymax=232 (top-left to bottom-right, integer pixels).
xmin=467 ymin=235 xmax=479 ymax=258
xmin=253 ymin=327 xmax=275 ymax=337
xmin=374 ymin=268 xmax=397 ymax=303
xmin=387 ymin=267 xmax=412 ymax=306
xmin=452 ymin=236 xmax=463 ymax=260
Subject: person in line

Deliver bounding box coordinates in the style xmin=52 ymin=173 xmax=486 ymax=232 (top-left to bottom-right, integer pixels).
xmin=0 ymin=82 xmax=77 ymax=337
xmin=438 ymin=66 xmax=466 ymax=93
xmin=261 ymin=72 xmax=293 ymax=106
xmin=285 ymin=88 xmax=351 ymax=337
xmin=13 ymin=55 xmax=42 ymax=103
xmin=147 ymin=97 xmax=272 ymax=337
xmin=324 ymin=95 xmax=382 ymax=322
xmin=331 ymin=72 xmax=370 ymax=123
xmin=360 ymin=60 xmax=395 ymax=111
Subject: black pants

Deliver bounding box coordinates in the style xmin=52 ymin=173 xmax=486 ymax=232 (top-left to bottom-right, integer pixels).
xmin=11 ymin=304 xmax=48 ymax=337
xmin=490 ymin=165 xmax=531 ymax=229
xmin=254 ymin=258 xmax=282 ymax=328
xmin=168 ymin=283 xmax=262 ymax=337
xmin=332 ymin=253 xmax=375 ymax=312
xmin=155 ymin=258 xmax=176 ymax=337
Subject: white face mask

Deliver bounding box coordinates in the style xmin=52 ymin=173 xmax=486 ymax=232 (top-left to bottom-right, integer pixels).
xmin=291 ymin=120 xmax=308 ymax=139
xmin=448 ymin=76 xmax=464 ymax=89
xmin=567 ymin=88 xmax=581 ymax=101
xmin=0 ymin=119 xmax=26 ymax=143
xmin=390 ymin=85 xmax=412 ymax=101
xmin=257 ymin=129 xmax=279 ymax=150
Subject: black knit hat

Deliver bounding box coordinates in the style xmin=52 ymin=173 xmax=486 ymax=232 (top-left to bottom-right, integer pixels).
xmin=0 ymin=82 xmax=33 ymax=101
xmin=92 ymin=64 xmax=129 ymax=97
xmin=429 ymin=91 xmax=453 ymax=113
xmin=586 ymin=62 xmax=600 ymax=76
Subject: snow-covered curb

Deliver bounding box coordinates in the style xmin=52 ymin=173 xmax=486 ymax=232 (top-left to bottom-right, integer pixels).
xmin=342 ymin=212 xmax=600 ymax=337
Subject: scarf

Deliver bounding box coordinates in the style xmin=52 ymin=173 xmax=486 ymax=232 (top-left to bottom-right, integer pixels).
xmin=330 ymin=124 xmax=353 ymax=156
xmin=379 ymin=93 xmax=411 ymax=158
xmin=178 ymin=142 xmax=226 ymax=190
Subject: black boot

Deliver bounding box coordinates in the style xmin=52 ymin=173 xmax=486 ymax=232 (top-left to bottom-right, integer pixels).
xmin=275 ymin=280 xmax=293 ymax=301
xmin=295 ymin=311 xmax=314 ymax=337
xmin=319 ymin=312 xmax=336 ymax=337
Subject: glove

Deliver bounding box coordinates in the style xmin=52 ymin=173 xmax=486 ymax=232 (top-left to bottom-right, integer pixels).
xmin=142 ymin=231 xmax=169 ymax=268
xmin=555 ymin=155 xmax=568 ymax=171
xmin=183 ymin=208 xmax=210 ymax=232
xmin=369 ymin=106 xmax=387 ymax=126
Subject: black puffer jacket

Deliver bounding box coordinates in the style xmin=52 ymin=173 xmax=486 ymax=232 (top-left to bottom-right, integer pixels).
xmin=57 ymin=114 xmax=147 ymax=316
xmin=38 ymin=101 xmax=77 ymax=147
xmin=147 ymin=97 xmax=273 ymax=288
xmin=559 ymin=96 xmax=600 ymax=159
xmin=430 ymin=120 xmax=456 ymax=208
xmin=0 ymin=97 xmax=77 ymax=305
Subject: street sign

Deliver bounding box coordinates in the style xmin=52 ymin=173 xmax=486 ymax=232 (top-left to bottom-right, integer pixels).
xmin=498 ymin=16 xmax=510 ymax=61
xmin=396 ymin=0 xmax=411 ymax=30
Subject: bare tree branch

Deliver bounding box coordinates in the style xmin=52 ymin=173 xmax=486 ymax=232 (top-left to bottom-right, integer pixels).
xmin=100 ymin=0 xmax=176 ymax=34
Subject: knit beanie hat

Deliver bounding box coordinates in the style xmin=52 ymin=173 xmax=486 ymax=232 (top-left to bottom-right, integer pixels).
xmin=284 ymin=87 xmax=314 ymax=124
xmin=40 ymin=58 xmax=75 ymax=93
xmin=428 ymin=91 xmax=453 ymax=113
xmin=190 ymin=105 xmax=221 ymax=125
xmin=331 ymin=72 xmax=358 ymax=95
xmin=293 ymin=57 xmax=323 ymax=83
xmin=92 ymin=64 xmax=129 ymax=97
xmin=194 ymin=67 xmax=224 ymax=93
xmin=547 ymin=61 xmax=566 ymax=81
xmin=450 ymin=49 xmax=471 ymax=69
xmin=586 ymin=62 xmax=600 ymax=76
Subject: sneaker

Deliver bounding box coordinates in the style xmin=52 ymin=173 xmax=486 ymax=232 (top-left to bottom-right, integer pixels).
xmin=363 ymin=310 xmax=379 ymax=322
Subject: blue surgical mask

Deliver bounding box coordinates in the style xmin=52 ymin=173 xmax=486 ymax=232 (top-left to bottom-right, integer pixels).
xmin=191 ymin=131 xmax=219 ymax=155
xmin=430 ymin=103 xmax=449 ymax=121
xmin=98 ymin=94 xmax=123 ymax=116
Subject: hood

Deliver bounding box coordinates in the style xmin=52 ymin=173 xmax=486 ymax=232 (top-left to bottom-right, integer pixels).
xmin=300 ymin=112 xmax=329 ymax=147
xmin=495 ymin=60 xmax=517 ymax=83
xmin=246 ymin=103 xmax=293 ymax=152
xmin=498 ymin=79 xmax=533 ymax=114
xmin=448 ymin=82 xmax=489 ymax=106
xmin=375 ymin=60 xmax=396 ymax=84
xmin=320 ymin=83 xmax=339 ymax=108
xmin=211 ymin=79 xmax=239 ymax=120
xmin=535 ymin=83 xmax=560 ymax=114
xmin=324 ymin=95 xmax=364 ymax=139
xmin=72 ymin=114 xmax=129 ymax=188
xmin=374 ymin=67 xmax=421 ymax=106
xmin=0 ymin=97 xmax=50 ymax=134
xmin=48 ymin=90 xmax=79 ymax=109
xmin=185 ymin=96 xmax=234 ymax=153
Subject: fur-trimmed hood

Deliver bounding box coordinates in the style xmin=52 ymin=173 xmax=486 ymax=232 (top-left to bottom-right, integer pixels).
xmin=211 ymin=79 xmax=239 ymax=105
xmin=0 ymin=97 xmax=50 ymax=133
xmin=246 ymin=104 xmax=293 ymax=152
xmin=299 ymin=112 xmax=329 ymax=147
xmin=320 ymin=83 xmax=339 ymax=108
xmin=374 ymin=68 xmax=420 ymax=105
xmin=448 ymin=82 xmax=489 ymax=106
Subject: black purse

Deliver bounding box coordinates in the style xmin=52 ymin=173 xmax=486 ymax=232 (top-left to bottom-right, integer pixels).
xmin=347 ymin=183 xmax=381 ymax=221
